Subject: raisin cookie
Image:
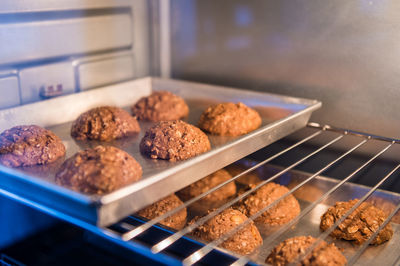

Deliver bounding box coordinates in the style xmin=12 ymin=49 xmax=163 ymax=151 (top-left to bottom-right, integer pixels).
xmin=56 ymin=145 xmax=142 ymax=195
xmin=234 ymin=182 xmax=300 ymax=225
xmin=132 ymin=91 xmax=189 ymax=121
xmin=137 ymin=194 xmax=187 ymax=230
xmin=198 ymin=102 xmax=261 ymax=136
xmin=266 ymin=236 xmax=347 ymax=266
xmin=177 ymin=169 xmax=236 ymax=211
xmin=190 ymin=208 xmax=262 ymax=255
xmin=71 ymin=106 xmax=140 ymax=141
xmin=140 ymin=120 xmax=210 ymax=161
xmin=320 ymin=199 xmax=393 ymax=245
xmin=0 ymin=125 xmax=65 ymax=167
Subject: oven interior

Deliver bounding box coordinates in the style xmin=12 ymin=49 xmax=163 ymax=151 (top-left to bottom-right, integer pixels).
xmin=1 ymin=1 xmax=400 ymax=265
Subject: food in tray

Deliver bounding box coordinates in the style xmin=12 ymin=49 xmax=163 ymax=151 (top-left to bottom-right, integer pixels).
xmin=288 ymin=182 xmax=324 ymax=203
xmin=140 ymin=120 xmax=211 ymax=161
xmin=266 ymin=235 xmax=347 ymax=266
xmin=367 ymin=196 xmax=400 ymax=224
xmin=131 ymin=90 xmax=189 ymax=122
xmin=136 ymin=194 xmax=187 ymax=230
xmin=234 ymin=182 xmax=300 ymax=225
xmin=177 ymin=169 xmax=237 ymax=210
xmin=0 ymin=125 xmax=66 ymax=167
xmin=224 ymin=164 xmax=261 ymax=186
xmin=55 ymin=145 xmax=142 ymax=195
xmin=198 ymin=102 xmax=261 ymax=136
xmin=320 ymin=199 xmax=393 ymax=245
xmin=71 ymin=106 xmax=140 ymax=141
xmin=190 ymin=208 xmax=262 ymax=255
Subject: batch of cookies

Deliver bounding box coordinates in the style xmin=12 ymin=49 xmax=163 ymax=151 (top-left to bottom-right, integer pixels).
xmin=0 ymin=90 xmax=395 ymax=265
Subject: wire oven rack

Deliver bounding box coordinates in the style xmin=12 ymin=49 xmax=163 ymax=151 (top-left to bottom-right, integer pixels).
xmin=2 ymin=122 xmax=400 ymax=265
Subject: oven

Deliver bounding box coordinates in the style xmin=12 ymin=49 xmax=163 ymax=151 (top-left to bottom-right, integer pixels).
xmin=1 ymin=1 xmax=400 ymax=265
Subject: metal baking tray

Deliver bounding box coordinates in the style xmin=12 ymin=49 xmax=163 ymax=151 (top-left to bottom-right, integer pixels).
xmin=229 ymin=161 xmax=400 ymax=265
xmin=0 ymin=77 xmax=321 ymax=226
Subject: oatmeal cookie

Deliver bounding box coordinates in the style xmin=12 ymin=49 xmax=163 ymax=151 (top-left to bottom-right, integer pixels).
xmin=266 ymin=236 xmax=347 ymax=266
xmin=190 ymin=208 xmax=262 ymax=255
xmin=234 ymin=182 xmax=300 ymax=225
xmin=132 ymin=91 xmax=189 ymax=121
xmin=140 ymin=120 xmax=210 ymax=161
xmin=71 ymin=106 xmax=140 ymax=141
xmin=367 ymin=196 xmax=400 ymax=224
xmin=177 ymin=169 xmax=236 ymax=210
xmin=0 ymin=125 xmax=65 ymax=167
xmin=137 ymin=194 xmax=187 ymax=230
xmin=56 ymin=145 xmax=142 ymax=195
xmin=198 ymin=102 xmax=262 ymax=136
xmin=225 ymin=164 xmax=261 ymax=186
xmin=320 ymin=199 xmax=393 ymax=245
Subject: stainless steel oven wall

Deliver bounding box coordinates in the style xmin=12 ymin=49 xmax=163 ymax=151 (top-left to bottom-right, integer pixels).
xmin=0 ymin=0 xmax=150 ymax=108
xmin=170 ymin=0 xmax=400 ymax=139
xmin=0 ymin=0 xmax=152 ymax=249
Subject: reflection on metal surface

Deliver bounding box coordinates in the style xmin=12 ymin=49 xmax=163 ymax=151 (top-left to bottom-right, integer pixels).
xmin=170 ymin=0 xmax=400 ymax=140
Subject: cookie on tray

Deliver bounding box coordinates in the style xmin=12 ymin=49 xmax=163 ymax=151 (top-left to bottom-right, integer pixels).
xmin=224 ymin=164 xmax=261 ymax=186
xmin=140 ymin=120 xmax=211 ymax=161
xmin=198 ymin=102 xmax=262 ymax=136
xmin=190 ymin=208 xmax=262 ymax=255
xmin=0 ymin=125 xmax=66 ymax=167
xmin=320 ymin=199 xmax=393 ymax=245
xmin=136 ymin=194 xmax=187 ymax=230
xmin=177 ymin=169 xmax=236 ymax=210
xmin=71 ymin=106 xmax=140 ymax=141
xmin=56 ymin=145 xmax=142 ymax=195
xmin=234 ymin=182 xmax=300 ymax=225
xmin=266 ymin=236 xmax=347 ymax=266
xmin=132 ymin=91 xmax=189 ymax=122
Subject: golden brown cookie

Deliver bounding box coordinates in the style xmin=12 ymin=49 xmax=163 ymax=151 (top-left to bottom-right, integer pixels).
xmin=234 ymin=182 xmax=300 ymax=225
xmin=0 ymin=125 xmax=66 ymax=167
xmin=367 ymin=196 xmax=400 ymax=224
xmin=266 ymin=236 xmax=347 ymax=266
xmin=140 ymin=120 xmax=211 ymax=161
xmin=177 ymin=169 xmax=236 ymax=211
xmin=198 ymin=102 xmax=262 ymax=136
xmin=132 ymin=91 xmax=189 ymax=121
xmin=225 ymin=164 xmax=261 ymax=186
xmin=71 ymin=106 xmax=140 ymax=141
xmin=136 ymin=194 xmax=187 ymax=230
xmin=320 ymin=199 xmax=393 ymax=245
xmin=190 ymin=208 xmax=262 ymax=255
xmin=56 ymin=145 xmax=142 ymax=195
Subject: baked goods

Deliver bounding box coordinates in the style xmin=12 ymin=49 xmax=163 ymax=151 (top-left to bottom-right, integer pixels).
xmin=266 ymin=236 xmax=347 ymax=266
xmin=132 ymin=91 xmax=189 ymax=121
xmin=0 ymin=125 xmax=66 ymax=167
xmin=320 ymin=199 xmax=393 ymax=245
xmin=56 ymin=145 xmax=142 ymax=195
xmin=234 ymin=182 xmax=300 ymax=225
xmin=177 ymin=169 xmax=236 ymax=204
xmin=177 ymin=169 xmax=236 ymax=210
xmin=225 ymin=164 xmax=261 ymax=186
xmin=140 ymin=120 xmax=211 ymax=161
xmin=71 ymin=106 xmax=140 ymax=141
xmin=288 ymin=182 xmax=324 ymax=203
xmin=190 ymin=208 xmax=262 ymax=255
xmin=136 ymin=194 xmax=187 ymax=230
xmin=198 ymin=102 xmax=262 ymax=136
xmin=367 ymin=196 xmax=400 ymax=224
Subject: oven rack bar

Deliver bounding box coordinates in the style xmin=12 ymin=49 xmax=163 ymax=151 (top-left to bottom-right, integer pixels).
xmin=108 ymin=123 xmax=400 ymax=265
xmin=184 ymin=136 xmax=397 ymax=265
